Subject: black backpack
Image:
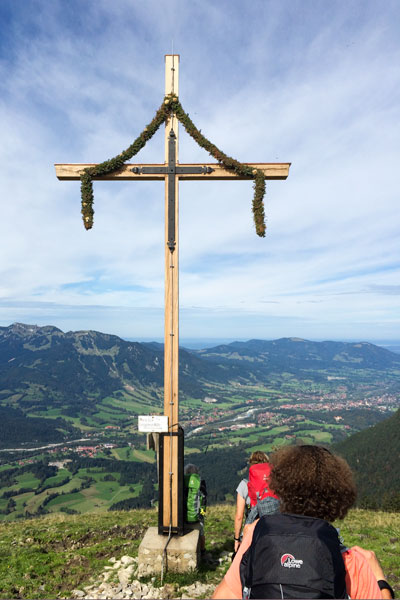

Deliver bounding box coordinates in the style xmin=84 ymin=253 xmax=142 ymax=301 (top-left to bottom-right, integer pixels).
xmin=240 ymin=513 xmax=347 ymax=599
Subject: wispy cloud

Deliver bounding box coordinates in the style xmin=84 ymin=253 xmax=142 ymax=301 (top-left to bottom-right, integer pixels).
xmin=0 ymin=0 xmax=399 ymax=341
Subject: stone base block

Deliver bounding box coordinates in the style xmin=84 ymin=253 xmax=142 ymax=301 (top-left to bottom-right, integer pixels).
xmin=138 ymin=526 xmax=200 ymax=576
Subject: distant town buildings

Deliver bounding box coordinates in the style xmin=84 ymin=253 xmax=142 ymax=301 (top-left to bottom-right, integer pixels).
xmin=183 ymin=391 xmax=398 ymax=436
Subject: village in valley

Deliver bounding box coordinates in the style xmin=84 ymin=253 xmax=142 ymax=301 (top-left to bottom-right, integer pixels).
xmin=0 ymin=333 xmax=399 ymax=521
xmin=4 ymin=385 xmax=399 ymax=465
xmin=181 ymin=387 xmax=399 ymax=448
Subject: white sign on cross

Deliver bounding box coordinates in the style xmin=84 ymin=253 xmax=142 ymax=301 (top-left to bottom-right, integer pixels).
xmin=138 ymin=415 xmax=169 ymax=433
xmin=55 ymin=54 xmax=290 ymax=535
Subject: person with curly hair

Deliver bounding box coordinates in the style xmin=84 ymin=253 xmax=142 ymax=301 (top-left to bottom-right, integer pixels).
xmin=213 ymin=445 xmax=394 ymax=599
xmin=269 ymin=444 xmax=355 ymax=521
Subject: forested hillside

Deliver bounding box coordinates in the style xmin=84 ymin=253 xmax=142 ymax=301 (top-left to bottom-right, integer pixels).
xmin=0 ymin=323 xmax=269 ymax=413
xmin=334 ymin=409 xmax=400 ymax=510
xmin=190 ymin=410 xmax=400 ymax=511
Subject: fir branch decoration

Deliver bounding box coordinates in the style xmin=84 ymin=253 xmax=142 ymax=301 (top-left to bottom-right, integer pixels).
xmin=253 ymin=171 xmax=266 ymax=237
xmin=80 ymin=101 xmax=170 ymax=230
xmin=169 ymin=95 xmax=266 ymax=236
xmin=80 ymin=94 xmax=267 ymax=236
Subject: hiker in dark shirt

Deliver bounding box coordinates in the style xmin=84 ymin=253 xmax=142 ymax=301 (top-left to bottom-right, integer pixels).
xmin=214 ymin=445 xmax=394 ymax=599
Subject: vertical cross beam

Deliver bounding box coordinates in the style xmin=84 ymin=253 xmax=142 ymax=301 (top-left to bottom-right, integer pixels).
xmin=161 ymin=54 xmax=181 ymax=534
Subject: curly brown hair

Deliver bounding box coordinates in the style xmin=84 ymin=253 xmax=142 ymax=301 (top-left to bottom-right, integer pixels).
xmin=249 ymin=451 xmax=269 ymax=465
xmin=269 ymin=445 xmax=356 ymax=522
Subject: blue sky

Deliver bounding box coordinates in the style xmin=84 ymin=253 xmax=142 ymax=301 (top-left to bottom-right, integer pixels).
xmin=0 ymin=0 xmax=399 ymax=343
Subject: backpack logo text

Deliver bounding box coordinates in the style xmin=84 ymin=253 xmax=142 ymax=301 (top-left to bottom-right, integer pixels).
xmin=280 ymin=553 xmax=303 ymax=569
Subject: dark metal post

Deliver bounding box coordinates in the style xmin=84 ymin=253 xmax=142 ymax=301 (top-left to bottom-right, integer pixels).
xmin=158 ymin=427 xmax=184 ymax=535
xmin=167 ymin=130 xmax=177 ymax=252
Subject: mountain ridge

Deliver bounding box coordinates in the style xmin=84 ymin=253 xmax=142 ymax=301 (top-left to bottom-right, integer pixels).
xmin=1 ymin=322 xmax=399 ymax=447
xmin=2 ymin=323 xmax=400 ymax=396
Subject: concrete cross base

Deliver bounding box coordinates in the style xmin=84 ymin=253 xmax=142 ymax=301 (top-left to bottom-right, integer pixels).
xmin=138 ymin=526 xmax=200 ymax=576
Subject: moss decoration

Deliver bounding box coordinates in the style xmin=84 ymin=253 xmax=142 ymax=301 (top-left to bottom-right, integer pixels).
xmin=80 ymin=94 xmax=266 ymax=236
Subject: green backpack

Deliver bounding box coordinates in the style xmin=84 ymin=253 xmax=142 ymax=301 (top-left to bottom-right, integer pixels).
xmin=184 ymin=473 xmax=206 ymax=523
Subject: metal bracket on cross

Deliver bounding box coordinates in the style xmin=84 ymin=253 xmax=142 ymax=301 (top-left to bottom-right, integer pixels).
xmin=131 ymin=130 xmax=214 ymax=251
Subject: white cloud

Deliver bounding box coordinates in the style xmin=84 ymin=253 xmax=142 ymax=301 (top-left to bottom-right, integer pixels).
xmin=0 ymin=0 xmax=399 ymax=341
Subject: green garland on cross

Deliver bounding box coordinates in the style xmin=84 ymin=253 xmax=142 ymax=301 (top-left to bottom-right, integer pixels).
xmin=80 ymin=94 xmax=266 ymax=236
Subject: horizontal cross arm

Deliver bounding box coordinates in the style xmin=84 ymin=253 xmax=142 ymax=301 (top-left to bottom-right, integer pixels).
xmin=55 ymin=163 xmax=290 ymax=181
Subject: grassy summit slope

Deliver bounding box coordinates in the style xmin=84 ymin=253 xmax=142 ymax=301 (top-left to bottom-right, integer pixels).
xmin=0 ymin=505 xmax=398 ymax=599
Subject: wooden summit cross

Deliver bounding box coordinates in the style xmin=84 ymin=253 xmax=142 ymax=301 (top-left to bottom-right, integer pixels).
xmin=55 ymin=55 xmax=290 ymax=537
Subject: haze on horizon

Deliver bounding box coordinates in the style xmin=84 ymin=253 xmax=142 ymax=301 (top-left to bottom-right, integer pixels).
xmin=0 ymin=1 xmax=399 ymax=343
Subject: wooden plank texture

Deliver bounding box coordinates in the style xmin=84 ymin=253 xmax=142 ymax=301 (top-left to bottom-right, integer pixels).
xmin=162 ymin=54 xmax=180 ymax=532
xmin=54 ymin=162 xmax=290 ymax=181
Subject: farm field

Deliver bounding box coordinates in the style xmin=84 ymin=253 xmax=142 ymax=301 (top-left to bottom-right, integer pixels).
xmin=0 ymin=458 xmax=153 ymax=521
